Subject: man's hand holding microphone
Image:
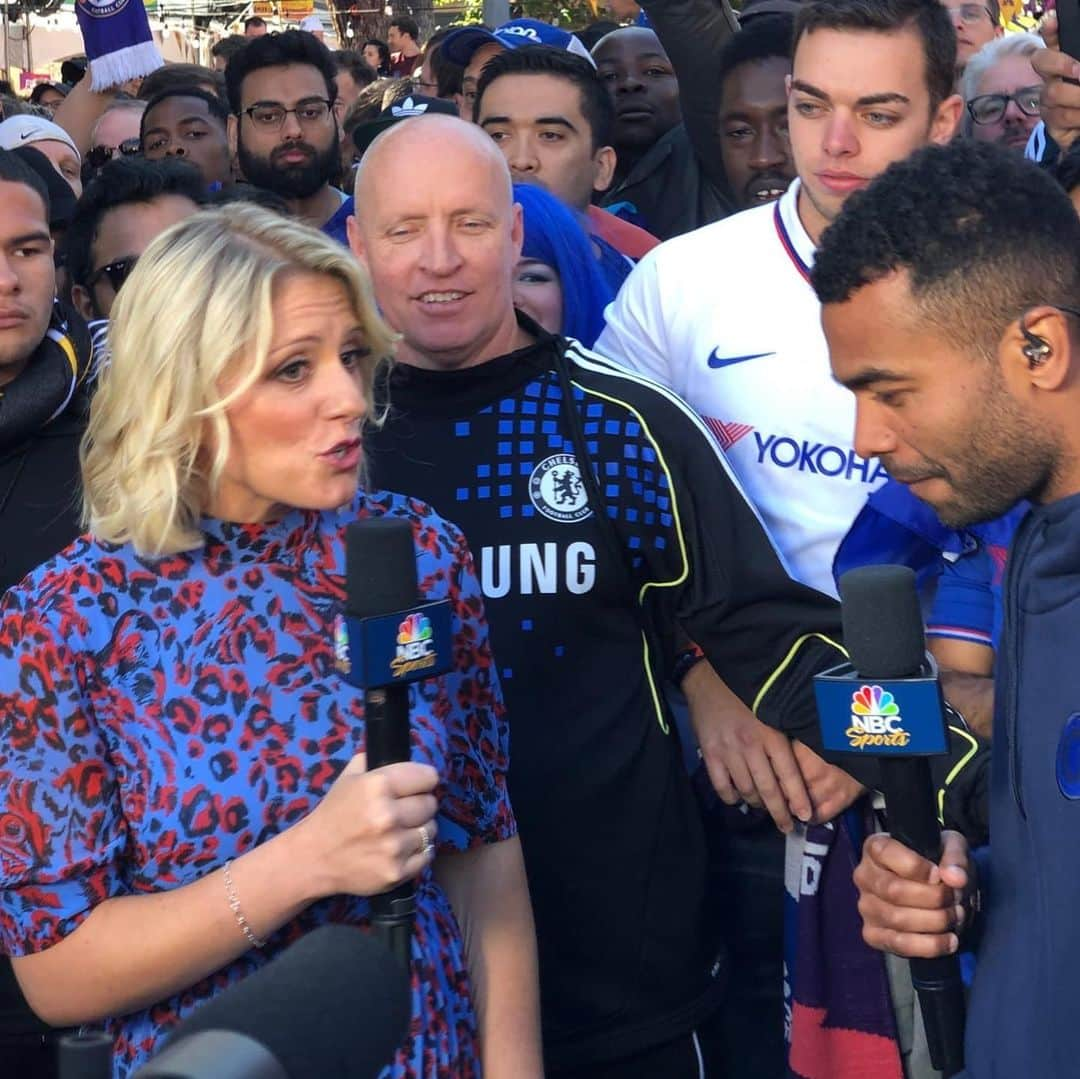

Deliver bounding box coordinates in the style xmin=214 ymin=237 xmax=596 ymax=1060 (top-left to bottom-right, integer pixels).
xmin=854 ymin=829 xmax=978 ymax=960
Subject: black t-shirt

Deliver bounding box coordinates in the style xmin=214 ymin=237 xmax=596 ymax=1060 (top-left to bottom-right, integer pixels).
xmin=366 ymin=324 xmax=843 ymax=1066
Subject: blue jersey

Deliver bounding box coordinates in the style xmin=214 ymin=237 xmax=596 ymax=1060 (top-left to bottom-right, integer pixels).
xmin=322 ymin=193 xmax=354 ymax=246
xmin=835 ymin=479 xmax=1027 ymax=653
xmin=926 ymin=506 xmax=1026 ymax=652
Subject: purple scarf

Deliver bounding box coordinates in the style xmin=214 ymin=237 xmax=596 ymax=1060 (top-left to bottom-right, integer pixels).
xmin=75 ymin=0 xmax=162 ymax=91
xmin=785 ymin=807 xmax=905 ymax=1079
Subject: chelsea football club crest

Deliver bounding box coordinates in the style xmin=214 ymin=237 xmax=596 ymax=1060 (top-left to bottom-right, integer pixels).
xmin=528 ymin=454 xmax=592 ymax=524
xmin=78 ymin=0 xmax=131 ymax=18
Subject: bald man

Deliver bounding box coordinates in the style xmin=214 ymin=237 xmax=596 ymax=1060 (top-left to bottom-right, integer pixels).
xmin=348 ymin=116 xmax=526 ymax=370
xmin=352 ymin=114 xmax=846 ymax=1078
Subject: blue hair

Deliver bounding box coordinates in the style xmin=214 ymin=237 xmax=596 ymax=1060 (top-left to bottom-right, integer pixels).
xmin=514 ymin=183 xmax=616 ymax=347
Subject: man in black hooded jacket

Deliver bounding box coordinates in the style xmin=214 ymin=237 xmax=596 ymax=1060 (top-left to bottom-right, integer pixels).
xmin=0 ymin=146 xmax=93 ymax=1079
xmin=0 ymin=150 xmax=93 ymax=598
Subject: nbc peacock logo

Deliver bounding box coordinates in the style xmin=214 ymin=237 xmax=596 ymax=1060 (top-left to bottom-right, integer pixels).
xmin=392 ymin=613 xmax=436 ymax=677
xmin=398 ymin=613 xmax=432 ymax=647
xmin=334 ymin=614 xmax=351 ymax=675
xmin=845 ymin=684 xmax=911 ymax=749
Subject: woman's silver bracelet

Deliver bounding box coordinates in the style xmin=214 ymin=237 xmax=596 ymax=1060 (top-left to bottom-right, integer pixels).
xmin=222 ymin=858 xmax=266 ymax=950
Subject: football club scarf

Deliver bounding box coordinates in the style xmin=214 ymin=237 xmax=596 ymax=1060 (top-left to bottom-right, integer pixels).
xmin=0 ymin=303 xmax=95 ymax=452
xmin=75 ymin=0 xmax=163 ymax=91
xmin=784 ymin=809 xmax=905 ymax=1079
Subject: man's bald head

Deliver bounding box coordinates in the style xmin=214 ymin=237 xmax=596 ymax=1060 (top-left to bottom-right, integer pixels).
xmin=354 ymin=114 xmax=514 ymax=225
xmin=592 ymin=24 xmax=665 ymax=58
xmin=346 ymin=111 xmax=526 ymax=373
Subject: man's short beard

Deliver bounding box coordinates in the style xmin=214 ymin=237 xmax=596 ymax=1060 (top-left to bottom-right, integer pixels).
xmin=911 ymin=382 xmax=1057 ymax=529
xmin=237 ymin=128 xmax=340 ymax=199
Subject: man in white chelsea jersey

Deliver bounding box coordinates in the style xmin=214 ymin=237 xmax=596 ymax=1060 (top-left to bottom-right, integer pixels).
xmin=596 ymin=0 xmax=963 ymax=599
xmin=596 ymin=3 xmax=964 ymax=1076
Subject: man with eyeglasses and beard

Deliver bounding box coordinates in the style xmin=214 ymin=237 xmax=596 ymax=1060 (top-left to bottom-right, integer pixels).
xmin=961 ymin=32 xmax=1044 ymax=151
xmin=225 ymin=30 xmax=353 ymax=243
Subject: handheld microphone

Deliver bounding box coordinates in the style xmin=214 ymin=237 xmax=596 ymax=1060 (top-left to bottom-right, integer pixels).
xmin=337 ymin=517 xmax=453 ymax=967
xmin=134 ymin=924 xmax=410 ymax=1079
xmin=814 ymin=564 xmax=965 ymax=1077
xmin=58 ymin=1030 xmax=114 ymax=1079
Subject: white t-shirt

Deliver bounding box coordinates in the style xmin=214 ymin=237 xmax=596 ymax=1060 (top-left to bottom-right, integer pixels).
xmin=595 ymin=179 xmax=888 ymax=598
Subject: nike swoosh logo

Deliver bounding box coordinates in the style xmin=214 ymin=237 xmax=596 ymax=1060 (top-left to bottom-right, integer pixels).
xmin=19 ymin=131 xmax=32 ymax=140
xmin=708 ymin=349 xmax=776 ymax=369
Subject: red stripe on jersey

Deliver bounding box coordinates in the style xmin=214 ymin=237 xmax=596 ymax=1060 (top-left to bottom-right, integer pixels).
xmin=703 ymin=417 xmax=755 ymax=451
xmin=774 ymin=200 xmax=812 ymax=284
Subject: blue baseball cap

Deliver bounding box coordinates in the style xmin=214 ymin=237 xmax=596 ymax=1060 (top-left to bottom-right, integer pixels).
xmin=440 ymin=18 xmax=596 ymax=69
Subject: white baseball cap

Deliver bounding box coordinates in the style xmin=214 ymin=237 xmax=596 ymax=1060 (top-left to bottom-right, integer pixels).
xmin=0 ymin=115 xmax=81 ymax=163
xmin=441 ymin=19 xmax=596 ymax=68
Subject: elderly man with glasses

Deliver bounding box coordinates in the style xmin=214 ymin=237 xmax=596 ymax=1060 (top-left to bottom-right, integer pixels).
xmin=962 ymin=31 xmax=1044 ymax=151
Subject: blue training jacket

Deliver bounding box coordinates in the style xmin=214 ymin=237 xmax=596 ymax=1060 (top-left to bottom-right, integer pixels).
xmin=963 ymin=490 xmax=1080 ymax=1076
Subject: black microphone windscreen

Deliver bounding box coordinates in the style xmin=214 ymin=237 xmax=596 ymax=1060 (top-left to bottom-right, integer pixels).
xmin=345 ymin=518 xmax=419 ymax=618
xmin=165 ymin=925 xmax=409 ymax=1079
xmin=59 ymin=1030 xmax=114 ymax=1079
xmin=839 ymin=564 xmax=925 ymax=680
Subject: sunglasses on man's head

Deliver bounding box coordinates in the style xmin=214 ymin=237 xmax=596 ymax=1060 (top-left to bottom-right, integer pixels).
xmin=87 ymin=255 xmax=138 ymax=293
xmin=85 ymin=138 xmax=142 ymax=172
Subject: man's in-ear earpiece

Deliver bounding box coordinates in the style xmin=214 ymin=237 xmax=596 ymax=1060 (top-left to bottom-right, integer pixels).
xmin=1019 ymin=309 xmax=1052 ymax=365
xmin=1022 ymin=332 xmax=1051 ymax=365
xmin=1018 ymin=304 xmax=1080 ymax=367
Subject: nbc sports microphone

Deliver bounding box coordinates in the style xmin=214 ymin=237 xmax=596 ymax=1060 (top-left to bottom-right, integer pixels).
xmin=135 ymin=924 xmax=410 ymax=1078
xmin=813 ymin=564 xmax=966 ymax=1078
xmin=337 ymin=517 xmax=453 ymax=968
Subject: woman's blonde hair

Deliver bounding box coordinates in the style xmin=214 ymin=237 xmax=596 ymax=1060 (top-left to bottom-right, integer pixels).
xmin=81 ymin=203 xmax=396 ymax=557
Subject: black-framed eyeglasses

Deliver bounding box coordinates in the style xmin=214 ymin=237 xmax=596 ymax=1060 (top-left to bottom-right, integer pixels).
xmin=967 ymin=84 xmax=1042 ymax=125
xmin=944 ymin=3 xmax=995 ymax=25
xmin=87 ymin=255 xmax=138 ymax=293
xmin=240 ymin=98 xmax=334 ymax=130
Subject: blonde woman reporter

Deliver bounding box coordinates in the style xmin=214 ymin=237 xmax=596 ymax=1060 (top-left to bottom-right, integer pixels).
xmin=0 ymin=206 xmax=542 ymax=1079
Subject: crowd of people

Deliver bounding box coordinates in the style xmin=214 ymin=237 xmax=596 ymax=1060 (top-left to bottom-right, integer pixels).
xmin=0 ymin=0 xmax=1077 ymax=1077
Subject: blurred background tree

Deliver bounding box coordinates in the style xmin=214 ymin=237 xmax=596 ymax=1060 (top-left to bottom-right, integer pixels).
xmin=433 ymin=0 xmax=602 ymax=27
